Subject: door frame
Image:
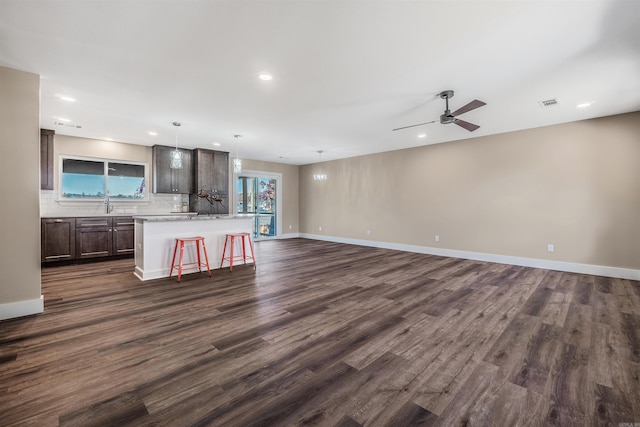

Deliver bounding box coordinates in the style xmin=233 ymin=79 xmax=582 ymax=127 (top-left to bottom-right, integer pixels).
xmin=232 ymin=169 xmax=283 ymax=240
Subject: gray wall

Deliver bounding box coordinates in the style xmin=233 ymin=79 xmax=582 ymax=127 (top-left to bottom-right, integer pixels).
xmin=300 ymin=112 xmax=640 ymax=271
xmin=0 ymin=66 xmax=42 ymax=316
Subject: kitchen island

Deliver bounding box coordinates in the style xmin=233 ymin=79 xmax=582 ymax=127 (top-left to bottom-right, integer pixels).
xmin=133 ymin=214 xmax=254 ymax=280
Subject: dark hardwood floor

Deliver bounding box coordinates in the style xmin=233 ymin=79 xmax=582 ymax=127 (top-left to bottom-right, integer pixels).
xmin=1 ymin=238 xmax=639 ymax=426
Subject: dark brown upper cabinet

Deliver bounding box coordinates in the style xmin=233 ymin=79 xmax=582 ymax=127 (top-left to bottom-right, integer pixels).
xmin=152 ymin=145 xmax=194 ymax=194
xmin=40 ymin=129 xmax=55 ymax=190
xmin=189 ymin=149 xmax=229 ymax=214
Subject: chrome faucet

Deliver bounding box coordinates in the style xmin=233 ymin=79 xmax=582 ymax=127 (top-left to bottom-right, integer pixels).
xmin=105 ymin=196 xmax=113 ymax=214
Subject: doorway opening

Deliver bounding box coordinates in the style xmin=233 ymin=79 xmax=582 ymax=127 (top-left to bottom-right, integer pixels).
xmin=234 ymin=171 xmax=282 ymax=240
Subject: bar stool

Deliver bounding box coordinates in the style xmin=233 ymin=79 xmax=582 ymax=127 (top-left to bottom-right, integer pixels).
xmin=169 ymin=236 xmax=211 ymax=282
xmin=220 ymin=232 xmax=256 ymax=271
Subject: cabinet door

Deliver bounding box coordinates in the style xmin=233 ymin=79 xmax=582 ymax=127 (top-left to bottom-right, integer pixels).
xmin=40 ymin=129 xmax=55 ymax=190
xmin=193 ymin=149 xmax=214 ymax=193
xmin=153 ymin=145 xmax=193 ymax=193
xmin=76 ymin=217 xmax=112 ymax=259
xmin=213 ymin=151 xmax=229 ymax=194
xmin=152 ymin=145 xmax=174 ymax=193
xmin=112 ymin=216 xmax=135 ymax=255
xmin=189 ymin=149 xmax=229 ymax=214
xmin=174 ymin=148 xmax=194 ymax=194
xmin=41 ymin=218 xmax=75 ymax=262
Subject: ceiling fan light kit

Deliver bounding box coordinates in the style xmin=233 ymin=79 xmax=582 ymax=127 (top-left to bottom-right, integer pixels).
xmin=393 ymin=90 xmax=486 ymax=133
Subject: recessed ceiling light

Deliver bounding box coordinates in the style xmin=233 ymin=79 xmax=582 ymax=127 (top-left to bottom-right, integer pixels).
xmin=418 ymin=133 xmax=427 ymax=138
xmin=148 ymin=131 xmax=158 ymax=136
xmin=259 ymin=73 xmax=273 ymax=81
xmin=212 ymin=142 xmax=221 ymax=147
xmin=56 ymin=117 xmax=71 ymax=122
xmin=56 ymin=95 xmax=76 ymax=102
xmin=577 ymin=102 xmax=592 ymax=108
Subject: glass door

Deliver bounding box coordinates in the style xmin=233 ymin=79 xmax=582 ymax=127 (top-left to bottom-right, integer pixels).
xmin=236 ymin=175 xmax=278 ymax=239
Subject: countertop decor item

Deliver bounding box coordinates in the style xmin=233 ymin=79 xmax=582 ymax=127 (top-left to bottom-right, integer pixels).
xmin=196 ymin=187 xmax=225 ymax=215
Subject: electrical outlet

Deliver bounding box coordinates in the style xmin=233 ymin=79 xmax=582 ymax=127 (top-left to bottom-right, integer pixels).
xmin=435 ymin=234 xmax=440 ymax=242
xmin=319 ymin=226 xmax=322 ymax=232
xmin=289 ymin=224 xmax=292 ymax=230
xmin=366 ymin=229 xmax=371 ymax=236
xmin=547 ymin=244 xmax=554 ymax=252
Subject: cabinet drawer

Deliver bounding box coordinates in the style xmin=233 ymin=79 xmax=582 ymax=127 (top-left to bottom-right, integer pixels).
xmin=76 ymin=217 xmax=111 ymax=228
xmin=113 ymin=216 xmax=134 ymax=227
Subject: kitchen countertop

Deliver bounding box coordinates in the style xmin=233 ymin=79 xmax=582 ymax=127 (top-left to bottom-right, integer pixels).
xmin=133 ymin=214 xmax=266 ymax=222
xmin=41 ymin=212 xmax=197 ymax=218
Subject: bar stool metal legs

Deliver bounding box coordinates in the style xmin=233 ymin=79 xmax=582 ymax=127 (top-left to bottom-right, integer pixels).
xmin=220 ymin=232 xmax=256 ymax=271
xmin=169 ymin=236 xmax=211 ymax=282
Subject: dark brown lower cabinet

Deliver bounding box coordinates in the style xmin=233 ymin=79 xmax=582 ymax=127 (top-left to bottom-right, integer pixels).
xmin=41 ymin=218 xmax=76 ymax=262
xmin=112 ymin=216 xmax=135 ymax=255
xmin=76 ymin=217 xmax=112 ymax=259
xmin=41 ymin=216 xmax=134 ymax=263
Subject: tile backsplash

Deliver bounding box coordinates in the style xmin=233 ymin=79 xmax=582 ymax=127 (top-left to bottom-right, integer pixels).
xmin=40 ymin=190 xmax=190 ymax=217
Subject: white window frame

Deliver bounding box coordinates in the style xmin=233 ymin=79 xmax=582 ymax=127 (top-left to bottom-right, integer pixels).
xmin=232 ymin=169 xmax=283 ymax=240
xmin=59 ymin=155 xmax=149 ymax=202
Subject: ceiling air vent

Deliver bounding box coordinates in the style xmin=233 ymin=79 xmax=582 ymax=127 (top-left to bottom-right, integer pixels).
xmin=538 ymin=98 xmax=559 ymax=108
xmin=54 ymin=121 xmax=82 ymax=128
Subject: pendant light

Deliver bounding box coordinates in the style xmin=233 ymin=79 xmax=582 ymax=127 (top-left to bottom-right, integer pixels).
xmin=233 ymin=134 xmax=242 ymax=173
xmin=313 ymin=150 xmax=327 ymax=181
xmin=170 ymin=121 xmax=183 ymax=169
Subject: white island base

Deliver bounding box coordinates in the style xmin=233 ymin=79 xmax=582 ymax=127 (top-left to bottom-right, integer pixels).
xmin=133 ymin=215 xmax=254 ymax=281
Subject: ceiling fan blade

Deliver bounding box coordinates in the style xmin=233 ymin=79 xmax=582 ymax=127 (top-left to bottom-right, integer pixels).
xmin=453 ymin=119 xmax=480 ymax=132
xmin=392 ymin=120 xmax=437 ymax=131
xmin=451 ymin=99 xmax=486 ymax=117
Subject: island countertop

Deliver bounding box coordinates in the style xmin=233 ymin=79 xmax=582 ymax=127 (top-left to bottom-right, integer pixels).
xmin=134 ymin=214 xmax=255 ymax=281
xmin=132 ymin=213 xmax=263 ymax=222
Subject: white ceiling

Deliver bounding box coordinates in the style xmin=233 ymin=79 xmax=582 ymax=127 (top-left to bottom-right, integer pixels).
xmin=1 ymin=0 xmax=639 ymax=165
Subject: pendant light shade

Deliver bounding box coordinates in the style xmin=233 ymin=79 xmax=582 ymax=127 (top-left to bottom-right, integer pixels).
xmin=170 ymin=150 xmax=183 ymax=169
xmin=170 ymin=121 xmax=183 ymax=169
xmin=233 ymin=134 xmax=242 ymax=173
xmin=233 ymin=158 xmax=242 ymax=173
xmin=313 ymin=150 xmax=327 ymax=181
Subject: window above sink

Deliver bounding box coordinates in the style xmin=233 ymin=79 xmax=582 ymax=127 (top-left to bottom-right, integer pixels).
xmin=60 ymin=156 xmax=148 ymax=201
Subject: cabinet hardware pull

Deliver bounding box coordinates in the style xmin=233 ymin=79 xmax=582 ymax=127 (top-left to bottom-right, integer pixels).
xmin=54 ymin=219 xmax=63 ymax=222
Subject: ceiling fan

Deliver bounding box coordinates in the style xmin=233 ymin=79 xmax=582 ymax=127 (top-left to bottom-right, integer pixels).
xmin=393 ymin=90 xmax=486 ymax=132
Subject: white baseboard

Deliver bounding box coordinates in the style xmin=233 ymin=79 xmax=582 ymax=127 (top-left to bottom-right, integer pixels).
xmin=277 ymin=232 xmax=301 ymax=239
xmin=300 ymin=233 xmax=640 ymax=281
xmin=0 ymin=295 xmax=44 ymax=321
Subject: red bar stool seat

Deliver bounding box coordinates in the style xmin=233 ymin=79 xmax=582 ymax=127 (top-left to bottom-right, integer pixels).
xmin=220 ymin=232 xmax=256 ymax=271
xmin=169 ymin=236 xmax=211 ymax=282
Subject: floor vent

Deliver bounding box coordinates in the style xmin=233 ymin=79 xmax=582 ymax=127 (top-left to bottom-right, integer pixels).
xmin=538 ymin=98 xmax=559 ymax=107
